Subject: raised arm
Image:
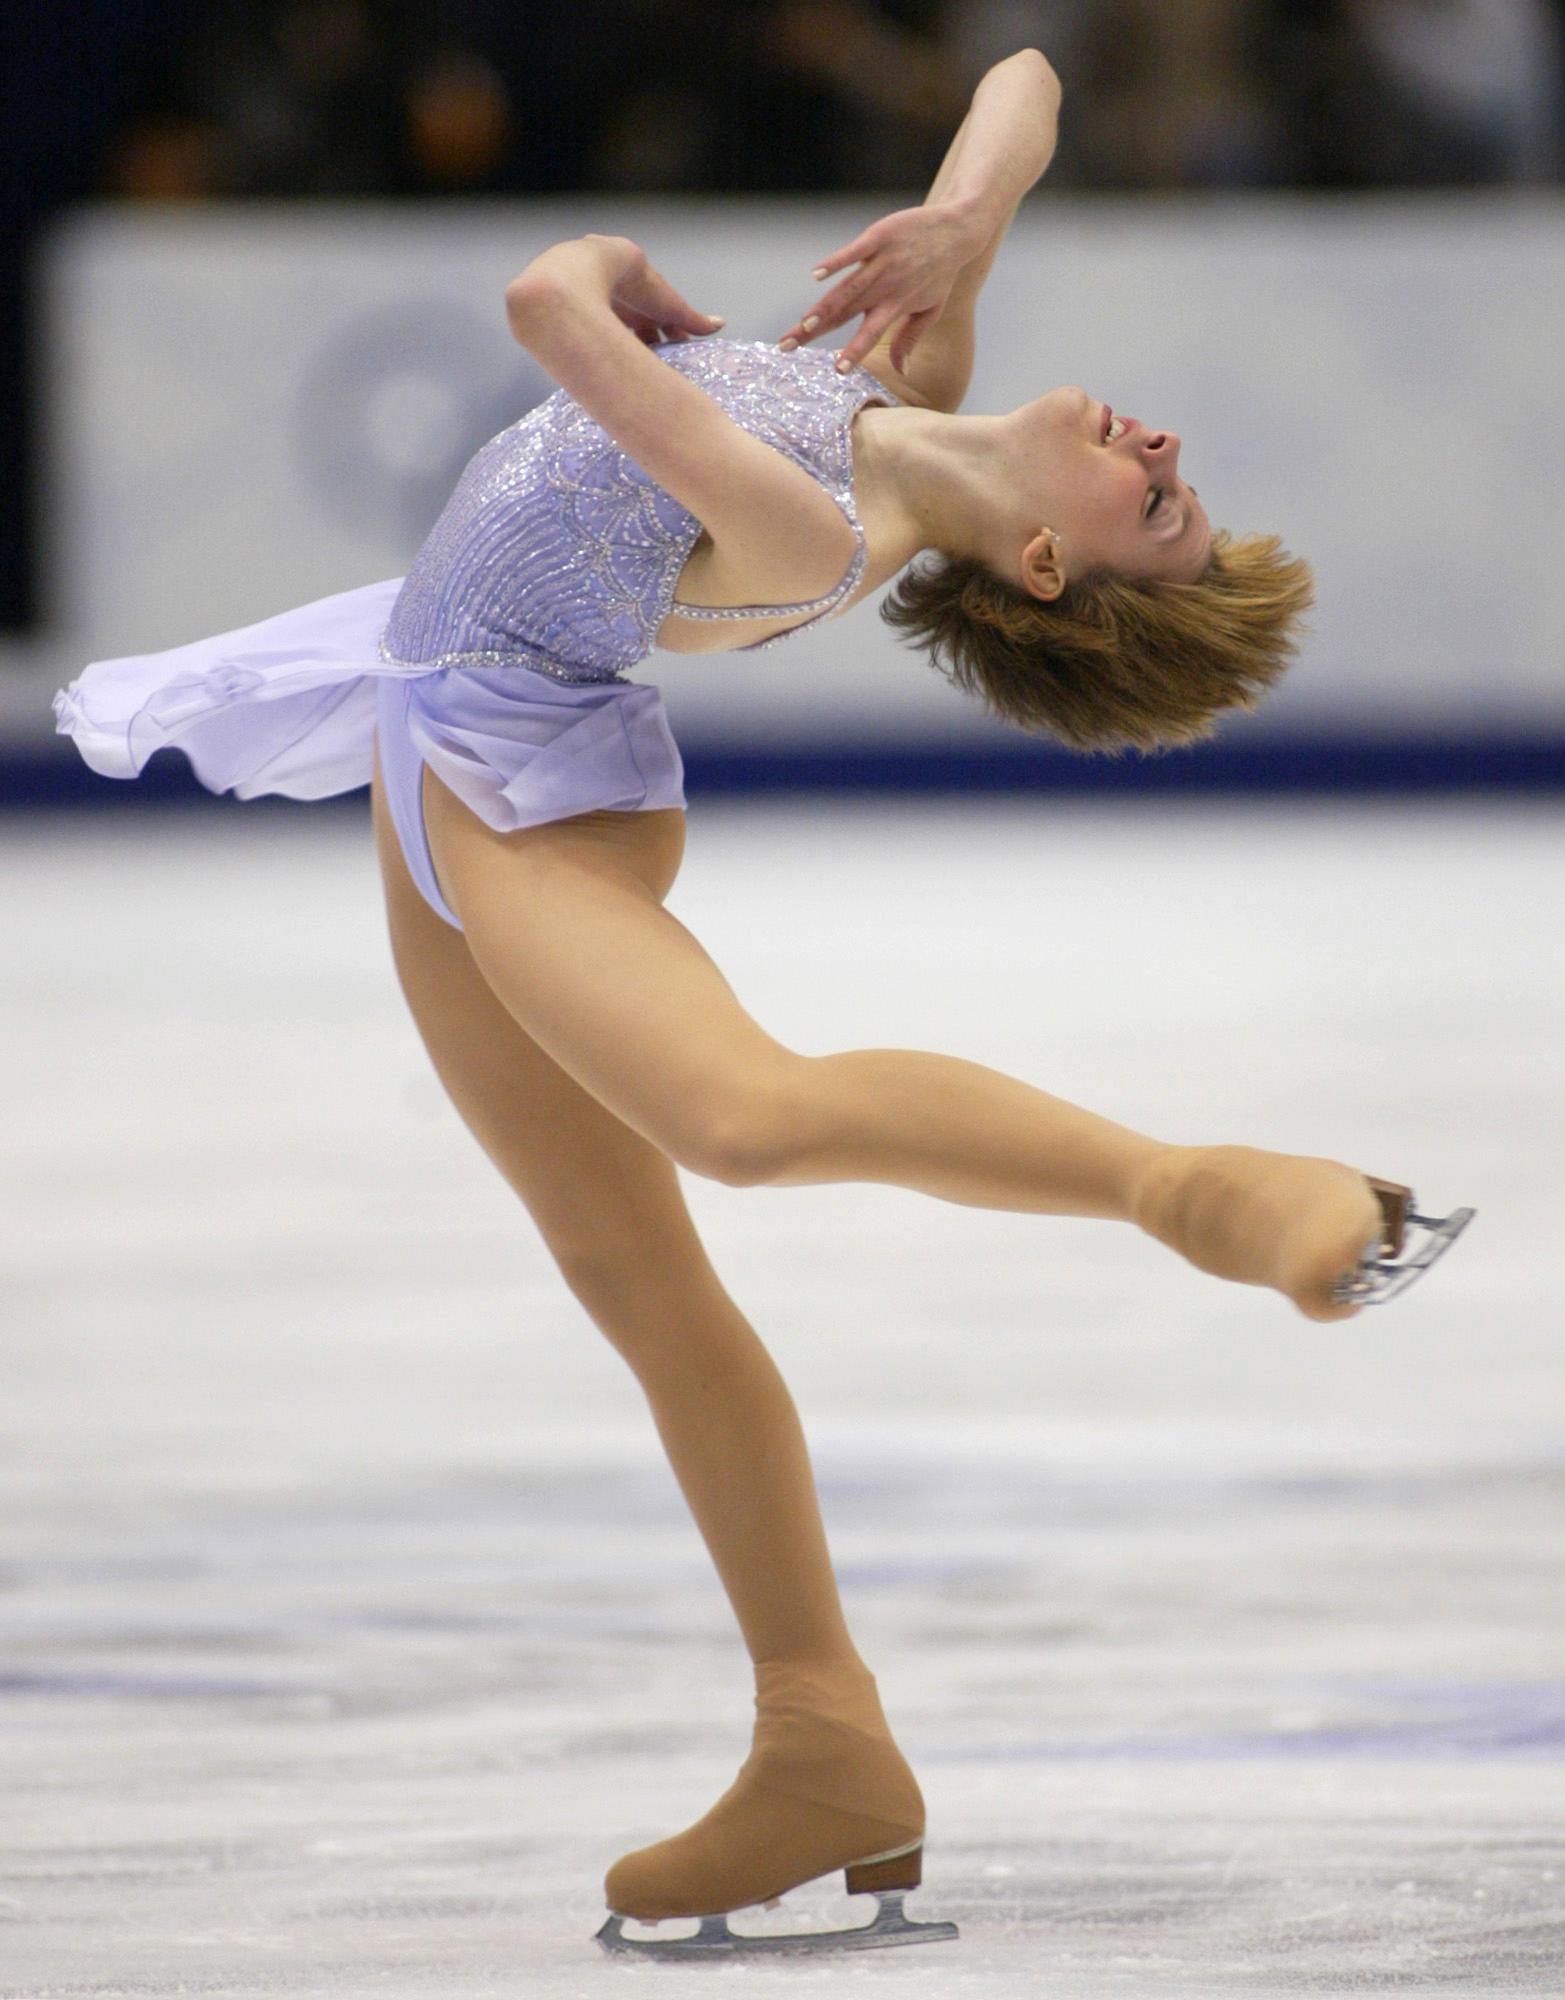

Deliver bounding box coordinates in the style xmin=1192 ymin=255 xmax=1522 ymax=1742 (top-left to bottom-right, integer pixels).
xmin=506 ymin=236 xmax=858 ymax=602
xmin=779 ymin=48 xmax=1063 ymax=412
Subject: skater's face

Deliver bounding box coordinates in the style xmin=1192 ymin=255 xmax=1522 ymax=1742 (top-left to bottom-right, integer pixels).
xmin=1010 ymin=386 xmax=1211 ymax=599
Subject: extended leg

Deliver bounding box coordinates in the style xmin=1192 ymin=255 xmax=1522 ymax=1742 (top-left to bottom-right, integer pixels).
xmin=423 ymin=769 xmax=1385 ymax=1320
xmin=422 ymin=766 xmax=1162 ymax=1219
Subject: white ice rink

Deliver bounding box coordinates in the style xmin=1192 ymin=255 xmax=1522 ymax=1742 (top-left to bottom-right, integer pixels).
xmin=4 ymin=793 xmax=1562 ymax=1996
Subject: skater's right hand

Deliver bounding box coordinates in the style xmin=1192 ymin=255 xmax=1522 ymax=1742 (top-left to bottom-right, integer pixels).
xmin=602 ymin=241 xmax=728 ymax=346
xmin=776 ymin=199 xmax=989 ymax=375
xmin=510 ymin=236 xmax=726 ymax=347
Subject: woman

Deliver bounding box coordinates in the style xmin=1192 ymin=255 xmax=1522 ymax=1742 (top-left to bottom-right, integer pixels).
xmin=53 ymin=48 xmax=1470 ymax=1960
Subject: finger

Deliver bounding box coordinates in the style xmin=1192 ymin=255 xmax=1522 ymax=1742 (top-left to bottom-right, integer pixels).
xmin=791 ymin=237 xmax=880 ymax=330
xmin=809 ymin=232 xmax=873 ymax=284
xmin=776 ymin=310 xmax=826 ymax=351
xmin=777 ymin=304 xmax=837 ymax=350
xmin=812 ymin=263 xmax=879 ymax=329
xmin=778 ymin=289 xmax=865 ymax=348
xmin=834 ymin=302 xmax=900 ymax=371
xmin=780 ymin=271 xmax=879 ymax=350
xmin=674 ymin=306 xmax=726 ymax=334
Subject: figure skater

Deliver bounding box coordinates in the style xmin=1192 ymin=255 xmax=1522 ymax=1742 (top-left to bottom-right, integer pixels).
xmin=52 ymin=46 xmax=1471 ymax=1961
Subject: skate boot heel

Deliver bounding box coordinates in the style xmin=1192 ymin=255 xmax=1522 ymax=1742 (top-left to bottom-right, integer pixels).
xmin=844 ymin=1838 xmax=922 ymax=1895
xmin=1332 ymin=1176 xmax=1477 ymax=1308
xmin=1366 ymin=1176 xmax=1413 ymax=1255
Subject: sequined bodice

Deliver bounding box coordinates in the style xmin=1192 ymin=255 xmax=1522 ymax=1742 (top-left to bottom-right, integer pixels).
xmin=379 ymin=338 xmax=899 ymax=685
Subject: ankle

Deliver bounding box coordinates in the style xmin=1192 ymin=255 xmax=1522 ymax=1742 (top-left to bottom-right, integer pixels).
xmin=1126 ymin=1141 xmax=1200 ymax=1238
xmin=752 ymin=1653 xmax=888 ymax=1726
xmin=753 ymin=1652 xmax=876 ymax=1699
xmin=753 ymin=1646 xmax=873 ymax=1679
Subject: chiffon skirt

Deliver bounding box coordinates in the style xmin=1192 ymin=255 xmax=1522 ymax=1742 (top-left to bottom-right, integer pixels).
xmin=51 ymin=578 xmax=688 ymax=931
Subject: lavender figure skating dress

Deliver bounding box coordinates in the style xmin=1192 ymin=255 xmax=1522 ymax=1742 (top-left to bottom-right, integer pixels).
xmin=52 ymin=339 xmax=899 ymax=930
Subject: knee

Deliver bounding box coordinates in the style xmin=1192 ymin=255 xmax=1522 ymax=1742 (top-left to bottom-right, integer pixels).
xmin=549 ymin=1230 xmax=665 ymax=1309
xmin=675 ymin=1065 xmax=811 ymax=1188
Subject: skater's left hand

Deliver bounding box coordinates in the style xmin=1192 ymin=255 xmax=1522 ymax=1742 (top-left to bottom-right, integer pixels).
xmin=777 ymin=199 xmax=988 ymax=373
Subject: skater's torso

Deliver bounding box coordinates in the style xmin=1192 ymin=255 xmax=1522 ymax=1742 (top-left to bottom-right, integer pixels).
xmin=380 ymin=338 xmax=905 ymax=685
xmin=655 ymin=397 xmax=909 ymax=656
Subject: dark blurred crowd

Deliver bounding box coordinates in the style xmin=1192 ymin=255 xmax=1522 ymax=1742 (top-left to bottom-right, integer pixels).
xmin=2 ymin=0 xmax=1562 ymax=631
xmin=92 ymin=0 xmax=1565 ymax=199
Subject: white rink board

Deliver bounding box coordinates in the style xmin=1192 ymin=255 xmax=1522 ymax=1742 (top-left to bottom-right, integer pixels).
xmin=44 ymin=196 xmax=1565 ymax=744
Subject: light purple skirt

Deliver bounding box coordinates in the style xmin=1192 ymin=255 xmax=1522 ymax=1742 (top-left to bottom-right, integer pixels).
xmin=51 ymin=578 xmax=687 ymax=931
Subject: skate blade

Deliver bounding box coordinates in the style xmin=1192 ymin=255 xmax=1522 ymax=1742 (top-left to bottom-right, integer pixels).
xmin=595 ymin=1887 xmax=959 ymax=1959
xmin=1330 ymin=1200 xmax=1476 ymax=1307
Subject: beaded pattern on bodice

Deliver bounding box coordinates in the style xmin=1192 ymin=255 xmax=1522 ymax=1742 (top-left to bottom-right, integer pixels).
xmin=378 ymin=338 xmax=899 ymax=686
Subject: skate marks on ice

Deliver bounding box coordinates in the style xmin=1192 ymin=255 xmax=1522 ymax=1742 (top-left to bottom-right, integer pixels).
xmin=4 ymin=1445 xmax=1564 ymax=1994
xmin=5 ymin=797 xmax=1564 ymax=1993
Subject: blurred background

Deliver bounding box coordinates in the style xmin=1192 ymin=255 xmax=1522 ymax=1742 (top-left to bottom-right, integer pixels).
xmin=4 ymin=0 xmax=1564 ymax=789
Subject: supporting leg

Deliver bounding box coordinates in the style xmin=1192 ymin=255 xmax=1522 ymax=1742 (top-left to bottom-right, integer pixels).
xmin=570 ymin=1249 xmax=869 ymax=1672
xmin=371 ymin=757 xmax=935 ymax=1937
xmin=371 ymin=751 xmax=863 ymax=1672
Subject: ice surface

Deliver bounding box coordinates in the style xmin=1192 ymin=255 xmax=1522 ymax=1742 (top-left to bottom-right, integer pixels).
xmin=3 ymin=795 xmax=1562 ymax=1996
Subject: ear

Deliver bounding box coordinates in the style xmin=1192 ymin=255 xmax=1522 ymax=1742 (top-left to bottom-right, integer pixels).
xmin=1019 ymin=528 xmax=1066 ymax=603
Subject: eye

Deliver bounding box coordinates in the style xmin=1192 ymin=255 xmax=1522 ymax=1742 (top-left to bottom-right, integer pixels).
xmin=1144 ymin=488 xmax=1164 ymax=519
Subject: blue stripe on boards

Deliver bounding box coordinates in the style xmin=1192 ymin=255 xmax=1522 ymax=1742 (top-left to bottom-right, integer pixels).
xmin=7 ymin=734 xmax=1565 ymax=811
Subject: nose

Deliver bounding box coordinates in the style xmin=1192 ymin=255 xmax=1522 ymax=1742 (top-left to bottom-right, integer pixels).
xmin=1142 ymin=429 xmax=1180 ymax=472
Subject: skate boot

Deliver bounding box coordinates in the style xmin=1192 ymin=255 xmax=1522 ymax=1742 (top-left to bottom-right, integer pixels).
xmin=1131 ymin=1144 xmax=1473 ymax=1321
xmin=596 ymin=1656 xmax=958 ymax=1958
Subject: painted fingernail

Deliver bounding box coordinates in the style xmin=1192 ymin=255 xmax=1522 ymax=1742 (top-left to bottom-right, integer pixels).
xmin=801 ymin=314 xmax=819 ymax=331
xmin=835 ymin=355 xmax=851 ymax=372
xmin=779 ymin=336 xmax=797 ymax=351
xmin=812 ymin=266 xmax=828 ymax=280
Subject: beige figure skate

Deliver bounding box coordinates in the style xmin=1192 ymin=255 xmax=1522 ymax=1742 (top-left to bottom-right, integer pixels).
xmin=595 ymin=1659 xmax=958 ymax=1959
xmin=1132 ymin=1146 xmax=1474 ymax=1321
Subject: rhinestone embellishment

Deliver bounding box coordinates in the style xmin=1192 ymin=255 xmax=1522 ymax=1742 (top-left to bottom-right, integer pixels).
xmin=379 ymin=338 xmax=899 ymax=679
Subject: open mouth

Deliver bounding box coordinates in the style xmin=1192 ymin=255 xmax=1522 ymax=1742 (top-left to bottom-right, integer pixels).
xmin=1101 ymin=404 xmax=1127 ymax=444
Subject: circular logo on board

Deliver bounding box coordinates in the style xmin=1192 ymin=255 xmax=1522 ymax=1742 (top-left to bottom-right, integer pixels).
xmin=291 ymin=298 xmax=554 ymax=552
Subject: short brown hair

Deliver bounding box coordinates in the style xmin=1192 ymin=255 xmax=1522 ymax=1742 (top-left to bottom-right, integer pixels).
xmin=878 ymin=530 xmax=1314 ymax=756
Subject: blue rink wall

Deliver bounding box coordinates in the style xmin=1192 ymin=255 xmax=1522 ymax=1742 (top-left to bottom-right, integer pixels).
xmin=8 ymin=733 xmax=1565 ymax=814
xmin=11 ymin=195 xmax=1565 ymax=804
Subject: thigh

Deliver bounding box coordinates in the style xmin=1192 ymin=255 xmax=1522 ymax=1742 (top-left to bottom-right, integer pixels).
xmin=370 ymin=735 xmax=710 ymax=1280
xmin=419 ymin=753 xmax=804 ymax=1169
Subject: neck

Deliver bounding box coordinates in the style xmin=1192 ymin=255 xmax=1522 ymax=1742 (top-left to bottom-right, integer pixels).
xmin=855 ymin=402 xmax=1029 ymax=580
